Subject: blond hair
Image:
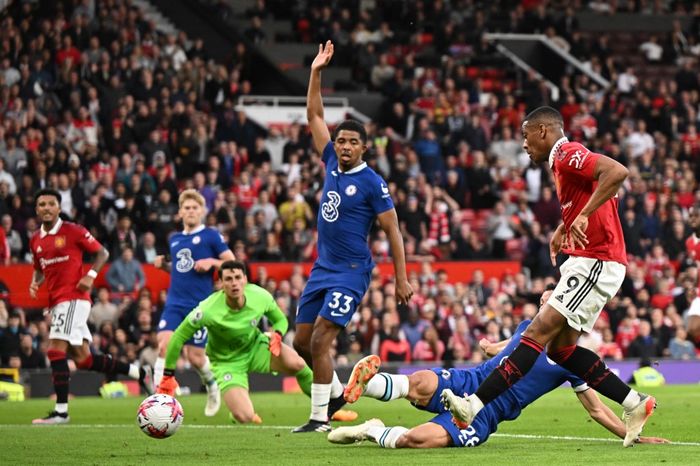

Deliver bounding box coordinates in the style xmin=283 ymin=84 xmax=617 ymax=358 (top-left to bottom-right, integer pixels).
xmin=178 ymin=189 xmax=206 ymax=208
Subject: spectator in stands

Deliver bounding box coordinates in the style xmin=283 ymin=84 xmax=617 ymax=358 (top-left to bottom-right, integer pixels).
xmin=135 ymin=232 xmax=161 ymax=265
xmin=640 ymin=35 xmax=664 ymax=62
xmin=90 ymin=287 xmax=120 ymax=329
xmin=19 ymin=333 xmax=46 ymax=369
xmin=627 ymin=321 xmax=660 ymax=359
xmin=412 ymin=324 xmax=445 ymax=362
xmin=106 ymin=247 xmax=146 ymax=294
xmin=669 ymin=327 xmax=696 ymax=360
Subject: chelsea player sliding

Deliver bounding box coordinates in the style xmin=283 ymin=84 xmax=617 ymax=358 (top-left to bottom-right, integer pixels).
xmin=153 ymin=189 xmax=235 ymax=416
xmin=292 ymin=40 xmax=413 ymax=432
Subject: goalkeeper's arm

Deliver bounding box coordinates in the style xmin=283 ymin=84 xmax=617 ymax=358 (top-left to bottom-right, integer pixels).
xmin=158 ymin=313 xmax=199 ymax=395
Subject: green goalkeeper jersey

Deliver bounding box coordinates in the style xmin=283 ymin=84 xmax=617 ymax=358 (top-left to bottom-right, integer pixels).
xmin=164 ymin=284 xmax=288 ymax=367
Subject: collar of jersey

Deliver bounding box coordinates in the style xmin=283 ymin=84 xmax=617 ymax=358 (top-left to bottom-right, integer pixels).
xmin=182 ymin=224 xmax=205 ymax=235
xmin=339 ymin=162 xmax=367 ymax=174
xmin=548 ymin=136 xmax=569 ymax=169
xmin=40 ymin=218 xmax=63 ymax=238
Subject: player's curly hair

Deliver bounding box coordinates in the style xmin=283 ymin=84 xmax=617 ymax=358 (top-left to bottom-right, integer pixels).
xmin=333 ymin=119 xmax=367 ymax=144
xmin=33 ymin=188 xmax=62 ymax=206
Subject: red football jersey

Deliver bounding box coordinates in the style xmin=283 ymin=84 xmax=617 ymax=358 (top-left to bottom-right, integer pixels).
xmin=30 ymin=219 xmax=103 ymax=307
xmin=549 ymin=138 xmax=627 ymax=265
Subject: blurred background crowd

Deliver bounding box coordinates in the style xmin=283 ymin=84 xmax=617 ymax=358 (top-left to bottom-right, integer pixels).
xmin=1 ymin=0 xmax=700 ymax=373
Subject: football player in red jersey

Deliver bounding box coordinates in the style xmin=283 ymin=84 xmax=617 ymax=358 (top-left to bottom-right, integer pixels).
xmin=442 ymin=107 xmax=655 ymax=447
xmin=685 ymin=207 xmax=700 ymax=345
xmin=29 ymin=189 xmax=152 ymax=424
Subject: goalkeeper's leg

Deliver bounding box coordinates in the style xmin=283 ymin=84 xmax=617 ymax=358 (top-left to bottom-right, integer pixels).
xmin=223 ymin=386 xmax=261 ymax=424
xmin=271 ymin=342 xmax=313 ymax=396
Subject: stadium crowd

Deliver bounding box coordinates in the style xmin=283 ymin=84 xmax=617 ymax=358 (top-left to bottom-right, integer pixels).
xmin=1 ymin=0 xmax=700 ymax=375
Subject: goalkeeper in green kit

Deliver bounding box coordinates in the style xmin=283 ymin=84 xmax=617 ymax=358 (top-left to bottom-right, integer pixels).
xmin=156 ymin=260 xmax=314 ymax=424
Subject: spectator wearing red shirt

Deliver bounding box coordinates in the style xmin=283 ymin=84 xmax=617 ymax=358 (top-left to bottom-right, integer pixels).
xmin=56 ymin=36 xmax=82 ymax=69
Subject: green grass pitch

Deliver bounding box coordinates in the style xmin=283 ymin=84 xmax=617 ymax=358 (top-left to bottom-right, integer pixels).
xmin=1 ymin=384 xmax=698 ymax=465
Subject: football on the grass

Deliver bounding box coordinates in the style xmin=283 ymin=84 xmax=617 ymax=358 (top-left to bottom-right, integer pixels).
xmin=136 ymin=394 xmax=184 ymax=439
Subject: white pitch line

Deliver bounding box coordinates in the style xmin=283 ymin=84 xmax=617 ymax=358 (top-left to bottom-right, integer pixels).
xmin=1 ymin=424 xmax=698 ymax=446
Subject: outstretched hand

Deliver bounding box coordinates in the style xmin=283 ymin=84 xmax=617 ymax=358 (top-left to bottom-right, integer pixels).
xmin=637 ymin=436 xmax=671 ymax=444
xmin=311 ymin=40 xmax=334 ymax=71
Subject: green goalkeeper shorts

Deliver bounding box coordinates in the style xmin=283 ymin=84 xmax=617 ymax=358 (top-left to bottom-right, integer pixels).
xmin=211 ymin=333 xmax=272 ymax=392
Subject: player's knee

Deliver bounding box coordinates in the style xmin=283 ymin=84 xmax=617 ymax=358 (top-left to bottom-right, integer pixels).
xmin=407 ymin=372 xmax=434 ymax=403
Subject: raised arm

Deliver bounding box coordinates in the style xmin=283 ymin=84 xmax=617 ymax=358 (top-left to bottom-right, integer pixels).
xmin=307 ymin=40 xmax=333 ymax=155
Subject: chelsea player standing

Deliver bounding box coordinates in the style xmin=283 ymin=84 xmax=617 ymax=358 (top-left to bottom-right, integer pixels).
xmin=153 ymin=189 xmax=235 ymax=416
xmin=292 ymin=40 xmax=413 ymax=433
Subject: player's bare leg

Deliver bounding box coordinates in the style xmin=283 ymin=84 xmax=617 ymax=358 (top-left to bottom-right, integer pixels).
xmin=186 ymin=345 xmax=220 ymax=417
xmin=293 ymin=318 xmax=341 ymax=433
xmin=329 ymin=420 xmax=449 ymax=448
xmin=223 ymin=387 xmax=261 ymax=424
xmin=292 ymin=323 xmax=313 ymax=366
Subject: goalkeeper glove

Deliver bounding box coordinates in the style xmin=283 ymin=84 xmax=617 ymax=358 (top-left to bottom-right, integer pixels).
xmin=269 ymin=331 xmax=282 ymax=357
xmin=156 ymin=369 xmax=179 ymax=396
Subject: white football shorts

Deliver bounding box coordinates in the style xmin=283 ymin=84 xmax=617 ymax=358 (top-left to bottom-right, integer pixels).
xmin=49 ymin=299 xmax=93 ymax=345
xmin=547 ymin=256 xmax=626 ymax=333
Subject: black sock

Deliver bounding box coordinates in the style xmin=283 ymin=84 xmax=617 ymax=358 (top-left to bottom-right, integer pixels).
xmin=555 ymin=345 xmax=631 ymax=404
xmin=475 ymin=336 xmax=543 ymax=405
xmin=50 ymin=356 xmax=70 ymax=405
xmin=84 ymin=354 xmax=131 ymax=376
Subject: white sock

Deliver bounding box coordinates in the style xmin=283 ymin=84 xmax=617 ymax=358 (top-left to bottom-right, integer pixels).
xmin=330 ymin=371 xmax=344 ymax=399
xmin=367 ymin=426 xmax=409 ymax=448
xmin=622 ymin=389 xmax=641 ymax=410
xmin=128 ymin=364 xmax=140 ymax=380
xmin=363 ymin=373 xmax=409 ymax=401
xmin=154 ymin=357 xmax=165 ymax=386
xmin=196 ymin=357 xmax=216 ymax=386
xmin=468 ymin=393 xmax=485 ymax=413
xmin=310 ymin=383 xmax=331 ymax=422
xmin=54 ymin=403 xmax=68 ymax=414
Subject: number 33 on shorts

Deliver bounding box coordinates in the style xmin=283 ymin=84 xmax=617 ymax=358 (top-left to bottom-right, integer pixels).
xmin=328 ymin=292 xmax=354 ymax=317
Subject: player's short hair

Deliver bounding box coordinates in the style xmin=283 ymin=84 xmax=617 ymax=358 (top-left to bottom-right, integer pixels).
xmin=333 ymin=119 xmax=367 ymax=144
xmin=33 ymin=188 xmax=62 ymax=206
xmin=544 ymin=283 xmax=556 ymax=291
xmin=178 ymin=189 xmax=205 ymax=209
xmin=220 ymin=260 xmax=247 ymax=276
xmin=524 ymin=106 xmax=564 ymax=128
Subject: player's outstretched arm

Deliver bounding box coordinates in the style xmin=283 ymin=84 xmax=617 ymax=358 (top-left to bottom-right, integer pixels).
xmin=307 ymin=40 xmax=333 ymax=155
xmin=569 ymin=156 xmax=628 ymax=250
xmin=377 ymin=209 xmax=413 ymax=305
xmin=576 ymin=388 xmax=670 ymax=444
xmin=194 ymin=250 xmax=235 ymax=273
xmin=479 ymin=338 xmax=510 ymax=357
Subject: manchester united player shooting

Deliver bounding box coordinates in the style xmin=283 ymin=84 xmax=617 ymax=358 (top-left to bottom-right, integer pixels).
xmin=29 ymin=189 xmax=151 ymax=424
xmin=441 ymin=107 xmax=656 ymax=447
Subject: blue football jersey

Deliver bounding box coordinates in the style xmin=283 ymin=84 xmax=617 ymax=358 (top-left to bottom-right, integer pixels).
xmin=164 ymin=225 xmax=229 ymax=310
xmin=474 ymin=320 xmax=587 ymax=419
xmin=317 ymin=141 xmax=394 ymax=273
